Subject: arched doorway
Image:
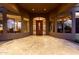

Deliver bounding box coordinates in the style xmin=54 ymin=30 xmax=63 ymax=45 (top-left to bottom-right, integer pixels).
xmin=33 ymin=17 xmax=46 ymax=35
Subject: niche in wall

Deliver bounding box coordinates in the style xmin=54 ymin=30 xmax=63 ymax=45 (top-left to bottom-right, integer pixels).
xmin=22 ymin=18 xmax=29 ymax=33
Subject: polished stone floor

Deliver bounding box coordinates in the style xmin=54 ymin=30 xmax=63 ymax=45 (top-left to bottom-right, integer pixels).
xmin=0 ymin=35 xmax=79 ymax=55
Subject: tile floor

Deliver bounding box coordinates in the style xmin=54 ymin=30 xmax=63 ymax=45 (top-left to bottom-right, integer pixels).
xmin=0 ymin=35 xmax=79 ymax=55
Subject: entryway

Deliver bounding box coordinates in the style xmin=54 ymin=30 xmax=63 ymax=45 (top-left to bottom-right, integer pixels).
xmin=36 ymin=20 xmax=43 ymax=35
xmin=33 ymin=17 xmax=46 ymax=35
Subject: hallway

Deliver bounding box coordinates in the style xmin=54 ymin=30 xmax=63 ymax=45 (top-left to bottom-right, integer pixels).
xmin=0 ymin=36 xmax=79 ymax=55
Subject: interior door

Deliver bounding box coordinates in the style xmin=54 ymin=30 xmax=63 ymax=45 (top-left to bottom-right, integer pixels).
xmin=36 ymin=20 xmax=43 ymax=35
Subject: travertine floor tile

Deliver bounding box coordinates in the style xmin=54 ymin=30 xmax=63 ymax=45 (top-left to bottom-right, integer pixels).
xmin=0 ymin=35 xmax=79 ymax=55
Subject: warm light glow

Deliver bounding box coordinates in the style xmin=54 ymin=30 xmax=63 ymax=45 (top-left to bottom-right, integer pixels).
xmin=23 ymin=18 xmax=29 ymax=21
xmin=33 ymin=17 xmax=45 ymax=20
xmin=32 ymin=8 xmax=35 ymax=11
xmin=18 ymin=22 xmax=21 ymax=29
xmin=0 ymin=24 xmax=3 ymax=31
xmin=44 ymin=8 xmax=47 ymax=11
xmin=75 ymin=12 xmax=79 ymax=18
xmin=7 ymin=14 xmax=21 ymax=20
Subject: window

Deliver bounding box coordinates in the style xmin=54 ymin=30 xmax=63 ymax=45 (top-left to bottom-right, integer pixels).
xmin=13 ymin=21 xmax=21 ymax=33
xmin=7 ymin=14 xmax=21 ymax=33
xmin=7 ymin=18 xmax=21 ymax=33
xmin=63 ymin=17 xmax=72 ymax=33
xmin=7 ymin=19 xmax=15 ymax=33
xmin=17 ymin=21 xmax=21 ymax=30
xmin=57 ymin=19 xmax=63 ymax=33
xmin=75 ymin=12 xmax=79 ymax=33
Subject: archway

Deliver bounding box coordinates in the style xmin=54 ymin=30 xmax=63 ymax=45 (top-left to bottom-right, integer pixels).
xmin=33 ymin=17 xmax=46 ymax=35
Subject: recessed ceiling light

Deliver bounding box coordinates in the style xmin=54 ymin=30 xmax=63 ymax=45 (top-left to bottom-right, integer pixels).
xmin=44 ymin=8 xmax=47 ymax=11
xmin=32 ymin=8 xmax=35 ymax=11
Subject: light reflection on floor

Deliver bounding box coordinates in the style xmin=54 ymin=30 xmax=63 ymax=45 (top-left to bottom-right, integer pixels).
xmin=0 ymin=35 xmax=79 ymax=55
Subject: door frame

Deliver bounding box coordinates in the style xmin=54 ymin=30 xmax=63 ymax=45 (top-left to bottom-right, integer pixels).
xmin=33 ymin=17 xmax=46 ymax=35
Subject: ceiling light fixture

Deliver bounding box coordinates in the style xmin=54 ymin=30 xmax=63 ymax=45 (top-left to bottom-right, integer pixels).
xmin=44 ymin=8 xmax=47 ymax=11
xmin=32 ymin=8 xmax=35 ymax=11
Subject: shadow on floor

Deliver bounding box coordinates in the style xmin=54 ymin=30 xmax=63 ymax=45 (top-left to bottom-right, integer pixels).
xmin=50 ymin=35 xmax=79 ymax=45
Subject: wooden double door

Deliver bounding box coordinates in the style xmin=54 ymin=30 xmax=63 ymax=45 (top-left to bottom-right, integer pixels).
xmin=36 ymin=20 xmax=43 ymax=35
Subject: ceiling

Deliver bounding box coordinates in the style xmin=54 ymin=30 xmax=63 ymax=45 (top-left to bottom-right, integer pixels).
xmin=17 ymin=3 xmax=60 ymax=14
xmin=0 ymin=3 xmax=76 ymax=14
xmin=17 ymin=3 xmax=75 ymax=14
xmin=0 ymin=3 xmax=19 ymax=14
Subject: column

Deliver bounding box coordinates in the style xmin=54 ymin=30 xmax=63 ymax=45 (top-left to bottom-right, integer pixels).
xmin=46 ymin=16 xmax=50 ymax=35
xmin=72 ymin=10 xmax=76 ymax=34
xmin=2 ymin=8 xmax=7 ymax=33
xmin=21 ymin=16 xmax=24 ymax=33
xmin=29 ymin=16 xmax=33 ymax=35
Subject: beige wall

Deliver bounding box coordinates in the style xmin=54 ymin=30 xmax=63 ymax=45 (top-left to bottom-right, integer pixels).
xmin=7 ymin=14 xmax=21 ymax=21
